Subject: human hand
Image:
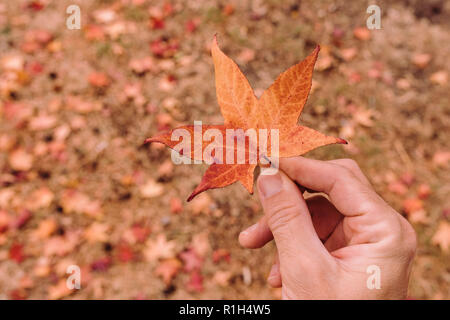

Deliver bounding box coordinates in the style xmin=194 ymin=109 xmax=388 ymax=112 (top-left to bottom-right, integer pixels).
xmin=239 ymin=157 xmax=416 ymax=299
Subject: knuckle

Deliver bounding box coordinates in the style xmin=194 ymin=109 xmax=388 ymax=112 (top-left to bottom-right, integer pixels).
xmin=339 ymin=159 xmax=360 ymax=173
xmin=266 ymin=199 xmax=300 ymax=232
xmin=384 ymin=213 xmax=417 ymax=257
xmin=332 ymin=158 xmax=362 ymax=176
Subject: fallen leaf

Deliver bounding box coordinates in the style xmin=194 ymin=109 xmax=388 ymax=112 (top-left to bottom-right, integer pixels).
xmin=180 ymin=248 xmax=203 ymax=272
xmin=432 ymin=151 xmax=450 ymax=167
xmin=130 ymin=223 xmax=151 ymax=243
xmin=43 ymin=231 xmax=81 ymax=257
xmin=0 ymin=210 xmax=10 ymax=232
xmin=353 ymin=27 xmax=371 ymax=41
xmin=84 ymin=222 xmax=109 ymax=243
xmin=28 ymin=114 xmax=57 ymax=131
xmin=9 ymin=148 xmax=33 ymax=171
xmin=139 ymin=179 xmax=164 ymax=198
xmin=116 ymin=243 xmax=134 ymax=263
xmin=403 ymin=197 xmax=424 ymax=215
xmin=188 ymin=193 xmax=213 ymax=215
xmin=186 ymin=270 xmax=203 ymax=292
xmin=340 ymin=47 xmax=357 ymax=62
xmin=10 ymin=209 xmax=32 ymax=229
xmin=9 ymin=289 xmax=27 ymax=300
xmin=212 ymin=248 xmax=230 ymax=263
xmin=146 ymin=37 xmax=346 ymax=201
xmin=170 ymin=197 xmax=183 ymax=214
xmin=213 ymin=270 xmax=232 ymax=287
xmin=429 ymin=71 xmax=448 ymax=85
xmin=88 ymin=72 xmax=110 ymax=88
xmin=408 ymin=209 xmax=429 ymax=225
xmin=91 ymin=256 xmax=112 ymax=272
xmin=47 ymin=279 xmax=73 ymax=300
xmin=155 ymin=258 xmax=182 ymax=285
xmin=412 ymin=53 xmax=431 ymax=69
xmin=388 ymin=181 xmax=408 ymax=196
xmin=32 ymin=218 xmax=57 ymax=239
xmin=191 ymin=232 xmax=210 ymax=257
xmin=129 ymin=56 xmax=155 ymax=74
xmin=431 ymin=221 xmax=450 ymax=253
xmin=9 ymin=242 xmax=25 ymax=263
xmin=417 ymin=183 xmax=431 ymax=200
xmin=60 ymin=190 xmax=103 ymax=218
xmin=26 ymin=187 xmax=54 ymax=210
xmin=144 ymin=234 xmax=176 ymax=262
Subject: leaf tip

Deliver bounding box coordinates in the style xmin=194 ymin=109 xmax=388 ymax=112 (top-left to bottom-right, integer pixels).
xmin=186 ymin=192 xmax=196 ymax=202
xmin=212 ymin=34 xmax=219 ymax=48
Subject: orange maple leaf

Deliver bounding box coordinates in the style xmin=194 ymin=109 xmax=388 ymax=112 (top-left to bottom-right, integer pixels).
xmin=146 ymin=36 xmax=347 ymax=201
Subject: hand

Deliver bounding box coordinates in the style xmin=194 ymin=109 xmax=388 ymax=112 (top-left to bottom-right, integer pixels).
xmin=239 ymin=157 xmax=416 ymax=299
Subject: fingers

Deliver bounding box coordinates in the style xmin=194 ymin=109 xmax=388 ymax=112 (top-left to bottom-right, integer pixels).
xmin=267 ymin=251 xmax=282 ymax=288
xmin=239 ymin=215 xmax=273 ymax=249
xmin=279 ymin=157 xmax=385 ymax=217
xmin=239 ymin=195 xmax=342 ymax=249
xmin=327 ymin=159 xmax=371 ymax=187
xmin=256 ymin=170 xmax=332 ymax=267
xmin=307 ymin=195 xmax=343 ymax=242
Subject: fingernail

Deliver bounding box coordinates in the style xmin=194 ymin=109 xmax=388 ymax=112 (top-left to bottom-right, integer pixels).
xmin=240 ymin=222 xmax=258 ymax=237
xmin=268 ymin=263 xmax=279 ymax=279
xmin=258 ymin=172 xmax=283 ymax=199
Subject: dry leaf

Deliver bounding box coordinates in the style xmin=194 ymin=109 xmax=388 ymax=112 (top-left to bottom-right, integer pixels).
xmin=32 ymin=218 xmax=57 ymax=239
xmin=431 ymin=221 xmax=450 ymax=253
xmin=155 ymin=258 xmax=182 ymax=285
xmin=146 ymin=37 xmax=346 ymax=201
xmin=47 ymin=279 xmax=73 ymax=300
xmin=139 ymin=179 xmax=164 ymax=198
xmin=84 ymin=222 xmax=109 ymax=243
xmin=429 ymin=71 xmax=448 ymax=85
xmin=9 ymin=148 xmax=33 ymax=171
xmin=144 ymin=234 xmax=176 ymax=262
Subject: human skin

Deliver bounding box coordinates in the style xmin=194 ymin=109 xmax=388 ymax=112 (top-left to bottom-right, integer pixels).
xmin=239 ymin=157 xmax=417 ymax=299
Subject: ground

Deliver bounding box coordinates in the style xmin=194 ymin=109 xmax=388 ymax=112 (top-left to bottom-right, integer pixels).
xmin=0 ymin=0 xmax=449 ymax=299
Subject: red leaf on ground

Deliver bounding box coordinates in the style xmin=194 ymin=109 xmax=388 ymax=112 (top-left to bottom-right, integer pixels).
xmin=180 ymin=248 xmax=203 ymax=272
xmin=212 ymin=248 xmax=230 ymax=263
xmin=155 ymin=258 xmax=182 ymax=285
xmin=88 ymin=72 xmax=110 ymax=88
xmin=186 ymin=270 xmax=204 ymax=292
xmin=9 ymin=242 xmax=25 ymax=263
xmin=117 ymin=243 xmax=134 ymax=263
xmin=91 ymin=257 xmax=112 ymax=272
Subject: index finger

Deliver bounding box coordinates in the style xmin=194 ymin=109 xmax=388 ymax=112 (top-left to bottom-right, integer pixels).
xmin=279 ymin=157 xmax=385 ymax=217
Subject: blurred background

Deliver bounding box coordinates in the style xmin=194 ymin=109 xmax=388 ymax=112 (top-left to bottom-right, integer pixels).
xmin=0 ymin=0 xmax=449 ymax=299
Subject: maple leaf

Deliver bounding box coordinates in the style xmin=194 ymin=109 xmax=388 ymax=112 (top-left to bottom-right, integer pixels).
xmin=47 ymin=279 xmax=74 ymax=300
xmin=116 ymin=243 xmax=134 ymax=263
xmin=143 ymin=234 xmax=176 ymax=262
xmin=91 ymin=257 xmax=112 ymax=272
xmin=146 ymin=36 xmax=346 ymax=201
xmin=431 ymin=221 xmax=450 ymax=253
xmin=186 ymin=270 xmax=204 ymax=293
xmin=9 ymin=242 xmax=25 ymax=263
xmin=155 ymin=258 xmax=182 ymax=285
xmin=179 ymin=248 xmax=203 ymax=272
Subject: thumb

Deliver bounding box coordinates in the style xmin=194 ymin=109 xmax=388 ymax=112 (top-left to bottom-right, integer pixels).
xmin=257 ymin=171 xmax=331 ymax=267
